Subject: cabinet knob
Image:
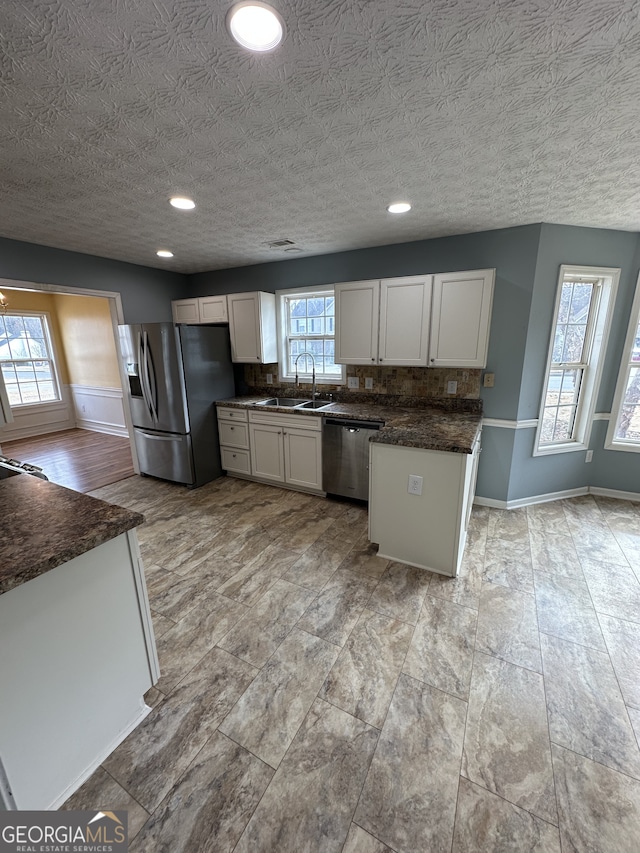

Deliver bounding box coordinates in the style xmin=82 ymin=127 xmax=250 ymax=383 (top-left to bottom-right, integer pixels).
xmin=232 ymin=453 xmax=237 ymax=458
xmin=379 ymin=358 xmax=383 ymax=362
xmin=430 ymin=358 xmax=435 ymax=363
xmin=230 ymin=426 xmax=234 ymax=430
xmin=283 ymin=431 xmax=287 ymax=435
xmin=372 ymin=358 xmax=375 ymax=362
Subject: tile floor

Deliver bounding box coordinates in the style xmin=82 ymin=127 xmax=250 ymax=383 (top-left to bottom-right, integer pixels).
xmin=63 ymin=475 xmax=640 ymax=853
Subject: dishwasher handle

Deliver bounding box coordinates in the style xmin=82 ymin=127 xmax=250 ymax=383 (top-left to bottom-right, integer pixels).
xmin=323 ymin=417 xmax=383 ymax=430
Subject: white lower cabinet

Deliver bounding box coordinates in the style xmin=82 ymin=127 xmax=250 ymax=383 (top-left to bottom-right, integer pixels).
xmin=218 ymin=407 xmax=252 ymax=477
xmin=238 ymin=410 xmax=323 ymax=493
xmin=249 ymin=422 xmax=286 ymax=482
xmin=368 ymin=432 xmax=481 ymax=576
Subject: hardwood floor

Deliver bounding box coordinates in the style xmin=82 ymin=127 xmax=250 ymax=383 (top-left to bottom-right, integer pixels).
xmin=1 ymin=428 xmax=134 ymax=493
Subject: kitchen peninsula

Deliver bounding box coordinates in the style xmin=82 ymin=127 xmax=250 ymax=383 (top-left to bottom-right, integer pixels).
xmin=0 ymin=473 xmax=159 ymax=809
xmin=217 ymin=394 xmax=482 ymax=577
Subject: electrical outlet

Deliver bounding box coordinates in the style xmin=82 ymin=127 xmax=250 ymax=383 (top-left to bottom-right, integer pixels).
xmin=408 ymin=474 xmax=423 ymax=496
xmin=447 ymin=380 xmax=457 ymax=394
xmin=266 ymin=373 xmax=273 ymax=385
xmin=347 ymin=376 xmax=359 ymax=389
xmin=365 ymin=377 xmax=374 ymax=390
xmin=585 ymin=450 xmax=593 ymax=463
xmin=483 ymin=372 xmax=495 ymax=388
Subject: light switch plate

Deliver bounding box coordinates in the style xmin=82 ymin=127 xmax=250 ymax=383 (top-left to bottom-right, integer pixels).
xmin=347 ymin=376 xmax=359 ymax=389
xmin=483 ymin=373 xmax=495 ymax=388
xmin=266 ymin=373 xmax=273 ymax=385
xmin=365 ymin=377 xmax=374 ymax=390
xmin=447 ymin=380 xmax=457 ymax=394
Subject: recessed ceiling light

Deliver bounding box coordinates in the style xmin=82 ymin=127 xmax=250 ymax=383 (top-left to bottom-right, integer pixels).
xmin=157 ymin=250 xmax=174 ymax=258
xmin=226 ymin=2 xmax=285 ymax=52
xmin=170 ymin=197 xmax=196 ymax=210
xmin=387 ymin=202 xmax=412 ymax=214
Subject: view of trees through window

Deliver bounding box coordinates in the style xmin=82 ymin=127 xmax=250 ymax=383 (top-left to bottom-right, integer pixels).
xmin=539 ymin=279 xmax=596 ymax=444
xmin=614 ymin=317 xmax=640 ymax=443
xmin=0 ymin=314 xmax=59 ymax=406
xmin=285 ymin=294 xmax=340 ymax=378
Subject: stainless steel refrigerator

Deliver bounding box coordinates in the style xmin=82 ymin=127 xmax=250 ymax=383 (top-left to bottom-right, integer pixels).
xmin=118 ymin=322 xmax=235 ymax=487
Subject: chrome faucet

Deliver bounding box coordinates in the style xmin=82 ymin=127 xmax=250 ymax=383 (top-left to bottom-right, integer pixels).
xmin=294 ymin=351 xmax=317 ymax=400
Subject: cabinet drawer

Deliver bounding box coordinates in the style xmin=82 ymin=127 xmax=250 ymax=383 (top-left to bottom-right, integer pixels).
xmin=217 ymin=407 xmax=248 ymax=422
xmin=220 ymin=447 xmax=251 ymax=474
xmin=218 ymin=421 xmax=249 ymax=448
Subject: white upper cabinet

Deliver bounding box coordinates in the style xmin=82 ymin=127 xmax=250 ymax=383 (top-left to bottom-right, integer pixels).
xmin=429 ymin=269 xmax=495 ymax=368
xmin=378 ymin=276 xmax=432 ymax=365
xmin=335 ymin=276 xmax=432 ymax=366
xmin=227 ymin=291 xmax=277 ymax=363
xmin=199 ymin=295 xmax=228 ymax=323
xmin=171 ymin=296 xmax=228 ymax=324
xmin=334 ymin=280 xmax=379 ymax=365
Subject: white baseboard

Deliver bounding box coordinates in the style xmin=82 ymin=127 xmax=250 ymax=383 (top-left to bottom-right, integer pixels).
xmin=589 ymin=486 xmax=640 ymax=502
xmin=475 ymin=484 xmax=640 ymax=509
xmin=70 ymin=384 xmax=127 ymax=437
xmin=75 ymin=418 xmax=129 ymax=437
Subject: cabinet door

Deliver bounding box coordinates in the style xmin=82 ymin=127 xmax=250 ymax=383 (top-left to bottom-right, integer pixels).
xmin=228 ymin=293 xmax=260 ymax=361
xmin=249 ymin=423 xmax=285 ymax=482
xmin=334 ymin=280 xmax=380 ymax=364
xmin=283 ymin=428 xmax=322 ymax=490
xmin=172 ymin=299 xmax=200 ymax=324
xmin=199 ymin=296 xmax=228 ymax=323
xmin=429 ymin=269 xmax=495 ymax=367
xmin=379 ymin=276 xmax=432 ymax=366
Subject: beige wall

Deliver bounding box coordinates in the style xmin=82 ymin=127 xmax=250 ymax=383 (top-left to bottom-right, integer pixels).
xmin=53 ymin=294 xmax=121 ymax=388
xmin=4 ymin=290 xmax=70 ymax=385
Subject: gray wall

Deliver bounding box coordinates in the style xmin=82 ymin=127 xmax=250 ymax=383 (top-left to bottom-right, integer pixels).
xmin=190 ymin=223 xmax=543 ymax=422
xmin=191 ymin=222 xmax=640 ymax=503
xmin=506 ymin=224 xmax=640 ymax=502
xmin=0 ymin=236 xmax=187 ymax=323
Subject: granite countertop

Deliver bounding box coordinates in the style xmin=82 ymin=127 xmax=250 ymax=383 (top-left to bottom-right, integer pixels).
xmin=0 ymin=474 xmax=144 ymax=595
xmin=217 ymin=395 xmax=482 ymax=454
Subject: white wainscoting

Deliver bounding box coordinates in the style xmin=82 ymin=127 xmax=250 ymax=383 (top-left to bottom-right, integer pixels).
xmin=70 ymin=384 xmax=128 ymax=437
xmin=0 ymin=385 xmax=75 ymax=441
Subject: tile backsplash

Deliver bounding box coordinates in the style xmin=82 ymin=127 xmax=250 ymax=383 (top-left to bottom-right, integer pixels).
xmin=244 ymin=364 xmax=481 ymax=399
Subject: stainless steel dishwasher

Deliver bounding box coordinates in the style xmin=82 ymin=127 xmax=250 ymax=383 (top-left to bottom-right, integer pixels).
xmin=322 ymin=417 xmax=383 ymax=501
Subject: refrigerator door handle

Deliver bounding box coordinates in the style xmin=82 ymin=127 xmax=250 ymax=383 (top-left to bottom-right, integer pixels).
xmin=134 ymin=429 xmax=183 ymax=442
xmin=137 ymin=332 xmax=154 ymax=421
xmin=142 ymin=330 xmax=159 ymax=423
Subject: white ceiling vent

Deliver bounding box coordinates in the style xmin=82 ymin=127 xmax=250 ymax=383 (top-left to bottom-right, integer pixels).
xmin=264 ymin=238 xmax=296 ymax=249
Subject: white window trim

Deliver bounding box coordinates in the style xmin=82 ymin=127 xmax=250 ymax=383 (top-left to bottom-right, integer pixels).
xmin=605 ymin=273 xmax=640 ymax=453
xmin=275 ymin=284 xmax=346 ymax=385
xmin=533 ymin=265 xmax=619 ymax=457
xmin=0 ymin=309 xmax=62 ymax=409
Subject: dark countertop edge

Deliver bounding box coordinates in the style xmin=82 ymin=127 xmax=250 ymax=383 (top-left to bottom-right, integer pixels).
xmin=216 ymin=396 xmax=482 ymax=454
xmin=0 ymin=475 xmax=144 ymax=596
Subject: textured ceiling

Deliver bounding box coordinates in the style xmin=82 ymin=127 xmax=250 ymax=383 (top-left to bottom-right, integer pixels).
xmin=2 ymin=0 xmax=640 ymax=274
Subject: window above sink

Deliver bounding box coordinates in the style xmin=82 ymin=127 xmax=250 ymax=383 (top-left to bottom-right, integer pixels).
xmin=275 ymin=285 xmax=346 ymax=386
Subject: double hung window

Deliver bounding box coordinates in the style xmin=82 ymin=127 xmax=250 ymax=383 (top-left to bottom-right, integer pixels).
xmin=0 ymin=312 xmax=60 ymax=406
xmin=535 ymin=265 xmax=618 ymax=455
xmin=606 ymin=276 xmax=640 ymax=451
xmin=277 ymin=286 xmax=345 ymax=383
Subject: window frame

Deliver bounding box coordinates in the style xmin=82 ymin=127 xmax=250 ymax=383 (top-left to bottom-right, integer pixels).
xmin=276 ymin=284 xmax=345 ymax=385
xmin=533 ymin=264 xmax=619 ymax=457
xmin=605 ymin=273 xmax=640 ymax=453
xmin=0 ymin=310 xmax=62 ymax=408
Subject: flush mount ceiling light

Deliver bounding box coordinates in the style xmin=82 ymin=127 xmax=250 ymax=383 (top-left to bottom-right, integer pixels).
xmin=170 ymin=196 xmax=196 ymax=210
xmin=156 ymin=250 xmax=174 ymax=258
xmin=226 ymin=1 xmax=285 ymax=52
xmin=387 ymin=202 xmax=412 ymax=214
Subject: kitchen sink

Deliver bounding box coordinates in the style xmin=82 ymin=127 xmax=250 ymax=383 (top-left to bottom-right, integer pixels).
xmin=297 ymin=400 xmax=332 ymax=410
xmin=255 ymin=398 xmax=310 ymax=407
xmin=254 ymin=398 xmax=333 ymax=410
